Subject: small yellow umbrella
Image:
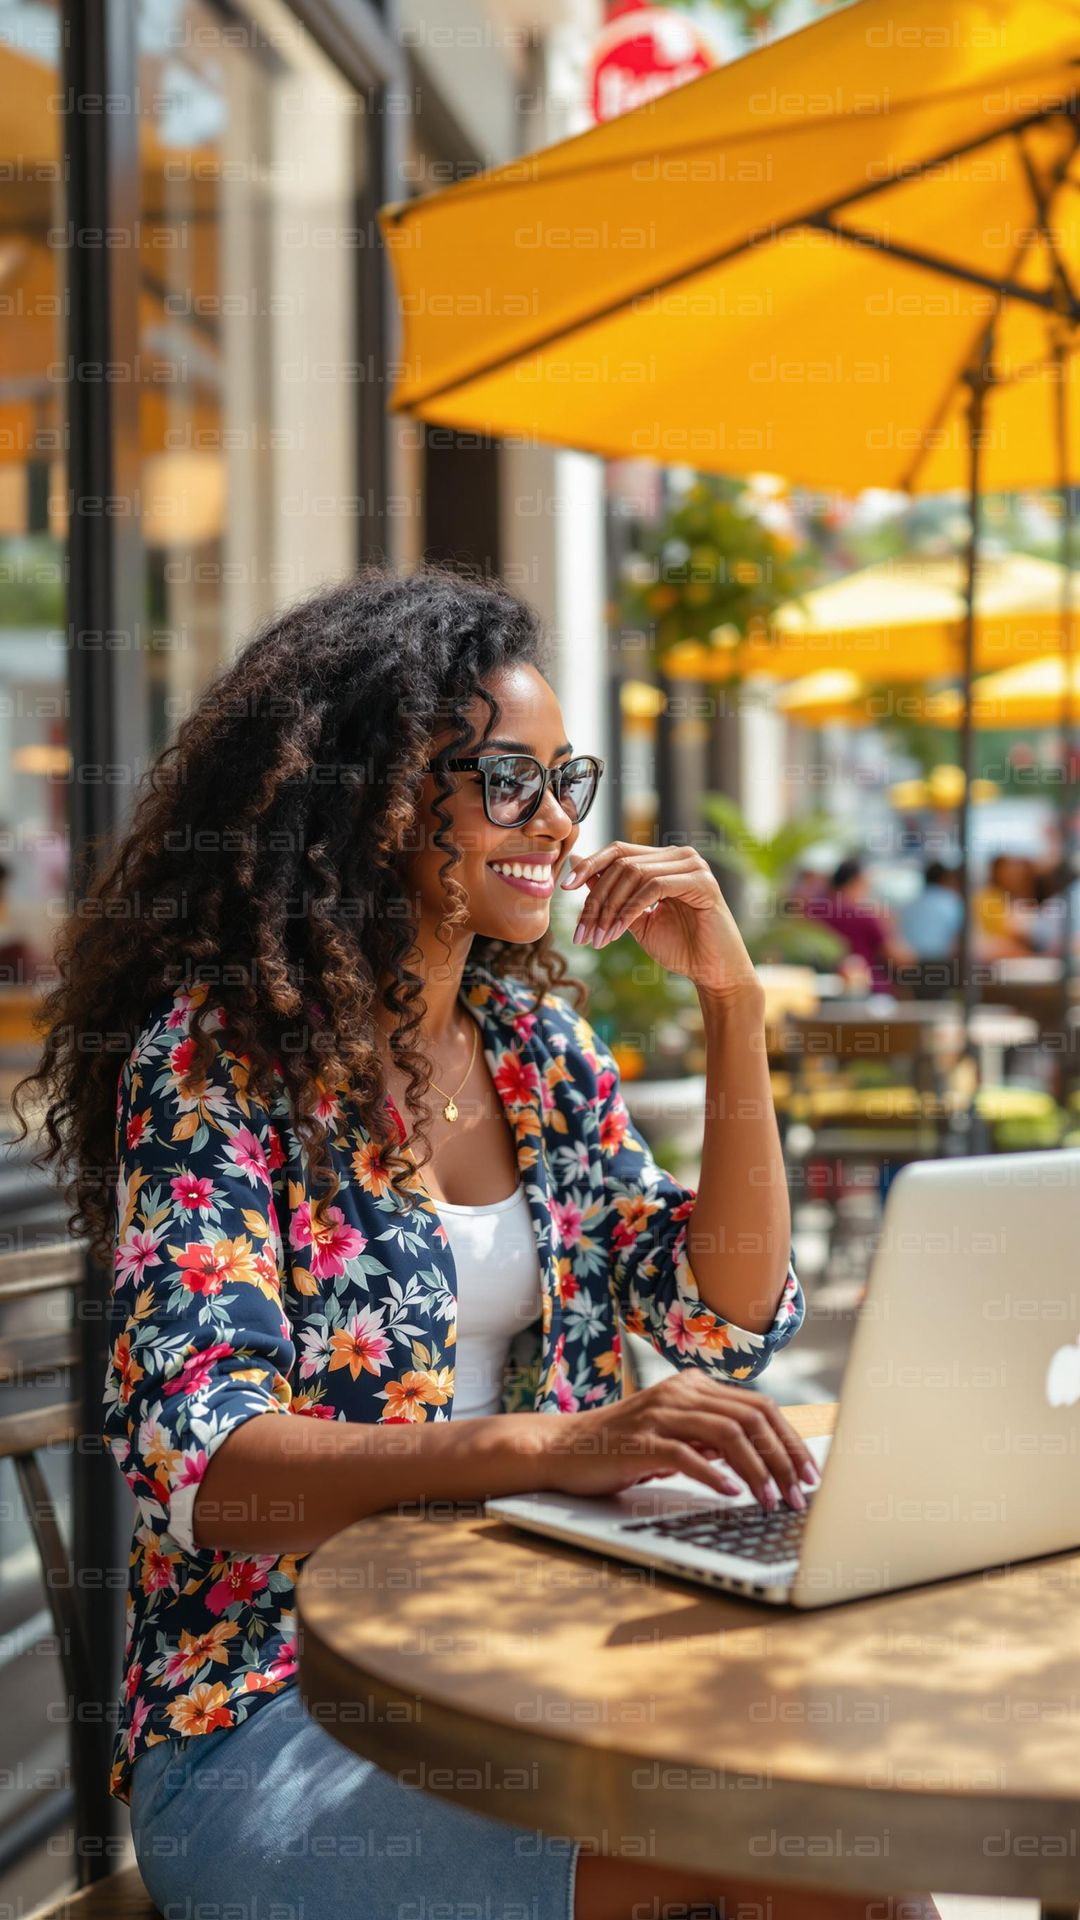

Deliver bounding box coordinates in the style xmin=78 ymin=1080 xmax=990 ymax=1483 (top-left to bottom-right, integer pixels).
xmin=620 ymin=679 xmax=666 ymax=725
xmin=889 ymin=766 xmax=1000 ymax=809
xmin=772 ymin=669 xmax=872 ymax=726
xmin=771 ymin=648 xmax=1080 ymax=731
xmin=773 ymin=671 xmax=966 ymax=728
xmin=925 ymin=655 xmax=1080 ymax=728
xmin=665 ymin=554 xmax=1080 ymax=684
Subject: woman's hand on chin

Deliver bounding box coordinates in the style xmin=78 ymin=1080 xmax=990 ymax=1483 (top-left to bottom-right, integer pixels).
xmin=561 ymin=841 xmax=760 ymax=1003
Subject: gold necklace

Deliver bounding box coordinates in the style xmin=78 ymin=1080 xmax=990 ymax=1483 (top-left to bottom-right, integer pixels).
xmin=427 ymin=1018 xmax=478 ymax=1124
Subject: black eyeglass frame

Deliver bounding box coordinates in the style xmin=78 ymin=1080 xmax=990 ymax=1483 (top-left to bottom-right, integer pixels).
xmin=442 ymin=752 xmax=606 ymax=828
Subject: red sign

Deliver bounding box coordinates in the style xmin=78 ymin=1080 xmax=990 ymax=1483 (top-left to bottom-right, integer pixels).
xmin=588 ymin=6 xmax=715 ymax=123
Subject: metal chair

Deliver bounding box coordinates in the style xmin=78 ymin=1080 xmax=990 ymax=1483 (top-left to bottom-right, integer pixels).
xmin=0 ymin=1242 xmax=157 ymax=1915
xmin=779 ymin=1007 xmax=958 ymax=1273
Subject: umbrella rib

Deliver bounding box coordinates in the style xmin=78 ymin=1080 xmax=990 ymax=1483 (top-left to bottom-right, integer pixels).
xmin=393 ymin=98 xmax=1080 ymax=414
xmin=1013 ymin=127 xmax=1080 ymax=316
xmin=804 ymin=214 xmax=1080 ymax=319
xmin=896 ymin=114 xmax=1080 ymax=489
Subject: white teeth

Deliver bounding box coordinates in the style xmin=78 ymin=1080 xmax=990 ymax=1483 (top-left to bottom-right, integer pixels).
xmin=492 ymin=861 xmax=552 ymax=883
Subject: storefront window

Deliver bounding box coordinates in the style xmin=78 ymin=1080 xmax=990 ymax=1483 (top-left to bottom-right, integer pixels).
xmin=136 ymin=0 xmax=370 ymax=744
xmin=0 ymin=0 xmax=68 ymax=1029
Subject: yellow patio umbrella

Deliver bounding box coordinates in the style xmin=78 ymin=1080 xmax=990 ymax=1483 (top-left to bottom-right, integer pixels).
xmin=926 ymin=654 xmax=1080 ymax=727
xmin=889 ymin=767 xmax=1001 ymax=809
xmin=771 ymin=645 xmax=1080 ymax=732
xmin=619 ymin=678 xmax=667 ymax=731
xmin=771 ymin=669 xmax=964 ymax=727
xmin=378 ymin=1 xmax=1080 ymax=497
xmin=756 ymin=552 xmax=1080 ymax=681
xmin=660 ymin=552 xmax=1080 ymax=682
xmin=772 ymin=670 xmax=872 ymax=725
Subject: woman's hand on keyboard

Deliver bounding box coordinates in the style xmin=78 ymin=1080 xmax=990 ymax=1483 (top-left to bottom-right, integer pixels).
xmin=536 ymin=1371 xmax=819 ymax=1512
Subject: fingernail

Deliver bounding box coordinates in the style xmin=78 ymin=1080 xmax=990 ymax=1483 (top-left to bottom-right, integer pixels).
xmin=786 ymin=1483 xmax=807 ymax=1511
xmin=800 ymin=1460 xmax=820 ymax=1488
xmin=761 ymin=1477 xmax=780 ymax=1510
xmin=609 ymin=918 xmax=625 ymax=940
xmin=595 ymin=925 xmax=609 ymax=947
xmin=573 ymin=923 xmax=585 ymax=945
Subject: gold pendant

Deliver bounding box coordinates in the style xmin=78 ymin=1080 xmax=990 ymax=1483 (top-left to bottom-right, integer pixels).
xmin=443 ymin=1098 xmax=459 ymax=1123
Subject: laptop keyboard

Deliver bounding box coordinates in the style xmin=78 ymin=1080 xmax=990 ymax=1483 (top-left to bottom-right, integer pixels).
xmin=617 ymin=1498 xmax=812 ymax=1565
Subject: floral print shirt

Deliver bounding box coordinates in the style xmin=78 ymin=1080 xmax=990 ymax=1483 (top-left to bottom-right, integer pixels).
xmin=103 ymin=957 xmax=805 ymax=1805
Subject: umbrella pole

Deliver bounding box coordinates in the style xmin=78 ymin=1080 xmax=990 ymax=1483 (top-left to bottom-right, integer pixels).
xmin=1053 ymin=328 xmax=1078 ymax=1109
xmin=951 ymin=329 xmax=995 ymax=1157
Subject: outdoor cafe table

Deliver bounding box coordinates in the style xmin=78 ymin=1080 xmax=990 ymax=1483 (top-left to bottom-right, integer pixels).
xmin=785 ymin=998 xmax=1038 ymax=1089
xmin=623 ymin=1003 xmax=1037 ymax=1140
xmin=296 ymin=1404 xmax=1080 ymax=1919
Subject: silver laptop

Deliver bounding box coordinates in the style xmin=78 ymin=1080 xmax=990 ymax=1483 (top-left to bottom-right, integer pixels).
xmin=486 ymin=1149 xmax=1080 ymax=1608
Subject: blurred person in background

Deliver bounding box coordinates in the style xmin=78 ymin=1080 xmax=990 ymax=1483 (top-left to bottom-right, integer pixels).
xmin=972 ymin=853 xmax=1041 ymax=960
xmin=1029 ymin=817 xmax=1073 ymax=909
xmin=899 ymin=858 xmax=964 ymax=961
xmin=1020 ymin=819 xmax=1079 ymax=955
xmin=817 ymin=855 xmax=915 ymax=995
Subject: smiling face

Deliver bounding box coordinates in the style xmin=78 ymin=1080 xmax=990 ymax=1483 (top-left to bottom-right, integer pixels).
xmin=404 ymin=663 xmax=583 ymax=945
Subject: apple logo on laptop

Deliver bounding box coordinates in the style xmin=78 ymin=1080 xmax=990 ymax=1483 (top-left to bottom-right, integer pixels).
xmin=1046 ymin=1339 xmax=1080 ymax=1407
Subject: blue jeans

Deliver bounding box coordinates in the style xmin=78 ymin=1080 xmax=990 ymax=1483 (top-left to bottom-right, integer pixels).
xmin=130 ymin=1682 xmax=581 ymax=1920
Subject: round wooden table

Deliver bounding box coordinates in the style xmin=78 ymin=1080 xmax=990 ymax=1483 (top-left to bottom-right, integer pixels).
xmin=297 ymin=1404 xmax=1080 ymax=1916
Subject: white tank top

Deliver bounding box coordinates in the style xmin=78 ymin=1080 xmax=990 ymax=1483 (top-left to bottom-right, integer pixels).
xmin=437 ymin=1185 xmax=544 ymax=1420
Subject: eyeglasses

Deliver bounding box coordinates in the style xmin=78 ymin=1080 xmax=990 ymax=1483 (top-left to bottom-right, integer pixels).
xmin=443 ymin=752 xmax=605 ymax=828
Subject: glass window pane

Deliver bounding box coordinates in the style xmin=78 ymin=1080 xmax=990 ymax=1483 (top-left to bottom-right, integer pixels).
xmin=0 ymin=0 xmax=69 ymax=1115
xmin=137 ymin=0 xmax=369 ymax=745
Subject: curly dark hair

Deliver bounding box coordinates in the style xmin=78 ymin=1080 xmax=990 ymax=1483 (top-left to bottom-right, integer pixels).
xmin=11 ymin=563 xmax=586 ymax=1266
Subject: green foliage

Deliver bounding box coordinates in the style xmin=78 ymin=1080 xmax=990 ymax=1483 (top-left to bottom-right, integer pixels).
xmin=577 ymin=932 xmax=697 ymax=1055
xmin=695 ymin=0 xmax=852 ymax=47
xmin=618 ymin=476 xmax=815 ymax=666
xmin=748 ymin=918 xmax=850 ymax=968
xmin=992 ymin=1108 xmax=1068 ymax=1152
xmin=700 ymin=793 xmax=849 ymax=968
xmin=0 ymin=537 xmax=65 ymax=627
xmin=701 ymin=794 xmax=838 ymax=883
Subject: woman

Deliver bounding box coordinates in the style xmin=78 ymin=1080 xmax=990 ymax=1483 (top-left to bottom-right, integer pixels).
xmin=16 ymin=567 xmax=939 ymax=1920
xmin=972 ymin=853 xmax=1040 ymax=961
xmin=816 ymin=856 xmax=914 ymax=995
